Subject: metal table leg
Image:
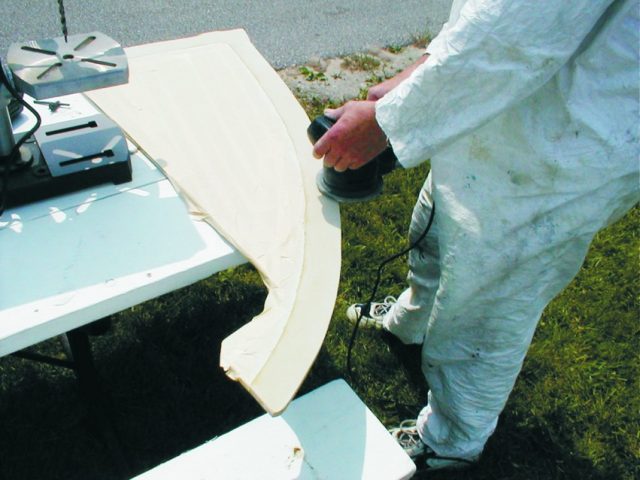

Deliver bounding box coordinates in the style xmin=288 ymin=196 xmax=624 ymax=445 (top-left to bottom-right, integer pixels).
xmin=64 ymin=327 xmax=132 ymax=477
xmin=11 ymin=319 xmax=132 ymax=477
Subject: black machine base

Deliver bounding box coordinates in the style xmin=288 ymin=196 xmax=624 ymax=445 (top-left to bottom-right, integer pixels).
xmin=1 ymin=140 xmax=132 ymax=209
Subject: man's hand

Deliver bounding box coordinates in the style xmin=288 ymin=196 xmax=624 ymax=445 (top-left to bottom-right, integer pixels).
xmin=367 ymin=54 xmax=429 ymax=101
xmin=312 ymin=100 xmax=387 ymax=172
xmin=311 ymin=55 xmax=429 ymax=172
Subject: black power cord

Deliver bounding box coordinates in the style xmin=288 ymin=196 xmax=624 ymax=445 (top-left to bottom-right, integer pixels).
xmin=346 ymin=199 xmax=436 ymax=375
xmin=0 ymin=63 xmax=42 ymax=216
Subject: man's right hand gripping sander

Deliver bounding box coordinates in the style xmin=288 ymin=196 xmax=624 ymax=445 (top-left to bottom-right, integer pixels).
xmin=307 ymin=115 xmax=398 ymax=203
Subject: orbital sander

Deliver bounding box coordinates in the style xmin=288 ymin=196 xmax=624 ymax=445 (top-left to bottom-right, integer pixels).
xmin=307 ymin=115 xmax=398 ymax=203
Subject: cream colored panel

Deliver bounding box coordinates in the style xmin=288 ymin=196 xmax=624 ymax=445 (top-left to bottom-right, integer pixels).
xmin=87 ymin=30 xmax=341 ymax=414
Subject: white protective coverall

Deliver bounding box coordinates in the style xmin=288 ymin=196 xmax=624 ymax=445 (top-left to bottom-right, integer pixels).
xmin=375 ymin=0 xmax=639 ymax=461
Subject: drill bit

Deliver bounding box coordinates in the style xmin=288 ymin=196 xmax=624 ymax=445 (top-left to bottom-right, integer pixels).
xmin=57 ymin=0 xmax=68 ymax=42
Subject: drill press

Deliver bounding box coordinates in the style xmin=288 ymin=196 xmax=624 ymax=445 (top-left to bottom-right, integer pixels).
xmin=0 ymin=1 xmax=130 ymax=212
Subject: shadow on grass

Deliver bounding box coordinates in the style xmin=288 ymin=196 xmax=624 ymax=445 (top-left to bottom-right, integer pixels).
xmin=411 ymin=417 xmax=611 ymax=480
xmin=356 ymin=331 xmax=618 ymax=480
xmin=0 ymin=267 xmax=268 ymax=480
xmin=0 ymin=317 xmax=616 ymax=480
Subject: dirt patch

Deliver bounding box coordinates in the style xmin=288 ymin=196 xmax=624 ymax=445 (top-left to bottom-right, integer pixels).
xmin=278 ymin=44 xmax=425 ymax=102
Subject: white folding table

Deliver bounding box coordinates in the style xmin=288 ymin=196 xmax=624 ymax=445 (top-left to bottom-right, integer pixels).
xmin=0 ymin=94 xmax=246 ymax=476
xmin=0 ymin=94 xmax=246 ymax=357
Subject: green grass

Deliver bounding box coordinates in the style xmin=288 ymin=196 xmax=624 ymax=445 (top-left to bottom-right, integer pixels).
xmin=385 ymin=44 xmax=405 ymax=54
xmin=298 ymin=65 xmax=327 ymax=82
xmin=0 ymin=93 xmax=637 ymax=480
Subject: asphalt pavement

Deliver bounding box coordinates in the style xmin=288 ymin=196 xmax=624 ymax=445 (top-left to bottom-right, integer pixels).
xmin=1 ymin=0 xmax=434 ymax=68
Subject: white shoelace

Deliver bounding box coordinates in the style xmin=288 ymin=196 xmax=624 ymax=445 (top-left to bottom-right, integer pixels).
xmin=389 ymin=419 xmax=425 ymax=458
xmin=370 ymin=295 xmax=397 ymax=318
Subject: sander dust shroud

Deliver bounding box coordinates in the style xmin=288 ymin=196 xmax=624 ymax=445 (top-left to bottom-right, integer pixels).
xmin=307 ymin=115 xmax=397 ymax=203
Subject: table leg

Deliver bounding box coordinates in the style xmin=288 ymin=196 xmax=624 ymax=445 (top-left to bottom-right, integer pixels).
xmin=64 ymin=327 xmax=132 ymax=477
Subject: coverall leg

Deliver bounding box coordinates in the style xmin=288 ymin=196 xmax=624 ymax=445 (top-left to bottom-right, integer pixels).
xmin=384 ymin=131 xmax=638 ymax=460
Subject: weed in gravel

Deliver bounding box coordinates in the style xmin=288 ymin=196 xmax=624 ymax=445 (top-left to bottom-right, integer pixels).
xmin=385 ymin=44 xmax=404 ymax=54
xmin=298 ymin=66 xmax=327 ymax=81
xmin=341 ymin=54 xmax=381 ymax=72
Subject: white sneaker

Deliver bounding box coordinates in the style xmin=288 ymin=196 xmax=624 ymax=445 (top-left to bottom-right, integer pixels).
xmin=389 ymin=419 xmax=478 ymax=470
xmin=388 ymin=419 xmax=426 ymax=459
xmin=346 ymin=296 xmax=397 ymax=329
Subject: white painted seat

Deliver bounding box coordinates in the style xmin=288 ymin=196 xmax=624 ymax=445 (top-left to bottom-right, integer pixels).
xmin=133 ymin=379 xmax=416 ymax=480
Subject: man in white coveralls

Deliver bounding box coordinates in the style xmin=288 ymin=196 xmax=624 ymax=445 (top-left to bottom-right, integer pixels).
xmin=312 ymin=0 xmax=639 ymax=470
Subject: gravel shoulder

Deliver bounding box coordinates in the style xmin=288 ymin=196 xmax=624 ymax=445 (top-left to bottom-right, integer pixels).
xmin=278 ymin=43 xmax=426 ymax=103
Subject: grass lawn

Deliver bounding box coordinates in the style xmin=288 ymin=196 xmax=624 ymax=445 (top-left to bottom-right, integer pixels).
xmin=0 ymin=97 xmax=638 ymax=480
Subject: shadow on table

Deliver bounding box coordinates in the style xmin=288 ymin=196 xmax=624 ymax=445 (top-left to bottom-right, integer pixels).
xmin=2 ymin=156 xmax=207 ymax=309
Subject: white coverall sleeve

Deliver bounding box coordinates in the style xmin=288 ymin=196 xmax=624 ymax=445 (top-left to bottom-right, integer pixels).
xmin=376 ymin=0 xmax=617 ymax=168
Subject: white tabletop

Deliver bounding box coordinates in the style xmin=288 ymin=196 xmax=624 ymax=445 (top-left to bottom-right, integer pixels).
xmin=0 ymin=95 xmax=246 ymax=356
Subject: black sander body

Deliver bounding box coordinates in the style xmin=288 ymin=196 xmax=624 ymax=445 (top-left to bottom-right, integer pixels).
xmin=307 ymin=115 xmax=398 ymax=203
